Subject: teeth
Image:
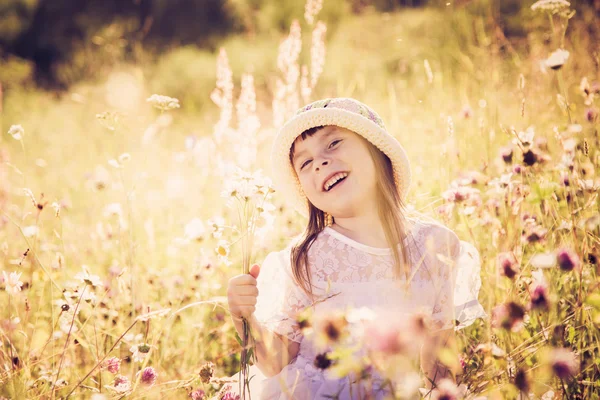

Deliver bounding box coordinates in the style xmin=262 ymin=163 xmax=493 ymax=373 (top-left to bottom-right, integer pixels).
xmin=324 ymin=173 xmax=348 ymax=191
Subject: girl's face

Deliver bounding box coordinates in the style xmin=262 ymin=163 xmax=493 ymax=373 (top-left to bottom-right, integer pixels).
xmin=291 ymin=126 xmax=378 ymax=217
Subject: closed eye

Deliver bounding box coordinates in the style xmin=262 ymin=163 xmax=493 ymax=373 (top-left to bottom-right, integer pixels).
xmin=329 ymin=139 xmax=341 ymax=148
xmin=300 ymin=159 xmax=312 ymax=170
xmin=299 ymin=139 xmax=342 ymax=170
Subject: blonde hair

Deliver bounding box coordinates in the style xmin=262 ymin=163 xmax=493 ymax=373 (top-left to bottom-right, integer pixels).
xmin=288 ymin=126 xmax=412 ymax=300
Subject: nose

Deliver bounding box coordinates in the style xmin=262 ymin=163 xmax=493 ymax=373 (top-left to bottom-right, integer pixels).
xmin=314 ymin=158 xmax=329 ymax=172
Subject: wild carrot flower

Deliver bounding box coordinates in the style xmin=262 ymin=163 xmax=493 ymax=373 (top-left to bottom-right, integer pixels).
xmin=96 ymin=111 xmax=122 ymax=131
xmin=7 ymin=124 xmax=24 ymax=140
xmin=139 ymin=366 xmax=158 ymax=386
xmin=103 ymin=357 xmax=121 ymax=374
xmin=146 ymin=94 xmax=180 ymax=111
xmin=2 ymin=271 xmax=23 ymax=294
xmin=531 ymin=0 xmax=570 ymax=14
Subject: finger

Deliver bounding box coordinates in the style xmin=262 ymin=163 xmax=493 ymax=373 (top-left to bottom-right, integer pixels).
xmin=249 ymin=264 xmax=260 ymax=279
xmin=235 ymin=286 xmax=259 ymax=296
xmin=235 ymin=295 xmax=258 ymax=306
xmin=230 ymin=275 xmax=257 ymax=286
xmin=239 ymin=306 xmax=256 ymax=318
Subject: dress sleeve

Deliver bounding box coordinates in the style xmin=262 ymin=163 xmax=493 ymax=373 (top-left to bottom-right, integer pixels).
xmin=429 ymin=227 xmax=461 ymax=331
xmin=254 ymin=248 xmax=311 ymax=343
xmin=424 ymin=223 xmax=487 ymax=331
xmin=453 ymin=240 xmax=488 ymax=329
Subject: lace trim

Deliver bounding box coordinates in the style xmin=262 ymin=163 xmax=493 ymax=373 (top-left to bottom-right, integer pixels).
xmin=322 ymin=219 xmax=418 ymax=256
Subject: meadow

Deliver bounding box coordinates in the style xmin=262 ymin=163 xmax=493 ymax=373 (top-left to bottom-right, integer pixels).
xmin=0 ymin=0 xmax=599 ymax=398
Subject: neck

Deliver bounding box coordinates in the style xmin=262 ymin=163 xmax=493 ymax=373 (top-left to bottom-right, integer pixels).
xmin=330 ymin=206 xmax=389 ymax=248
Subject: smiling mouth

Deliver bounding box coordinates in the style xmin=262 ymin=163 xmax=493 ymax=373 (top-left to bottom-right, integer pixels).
xmin=324 ymin=173 xmax=348 ymax=192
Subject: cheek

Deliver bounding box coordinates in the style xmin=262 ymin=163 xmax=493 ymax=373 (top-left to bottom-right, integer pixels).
xmin=298 ymin=175 xmax=317 ymax=196
xmin=298 ymin=175 xmax=325 ymax=207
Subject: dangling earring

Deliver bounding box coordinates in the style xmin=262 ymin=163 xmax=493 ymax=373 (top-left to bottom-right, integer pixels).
xmin=324 ymin=212 xmax=333 ymax=227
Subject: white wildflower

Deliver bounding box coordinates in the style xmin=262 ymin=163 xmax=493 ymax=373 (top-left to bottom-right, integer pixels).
xmin=74 ymin=266 xmax=103 ymax=287
xmin=530 ymin=253 xmax=557 ymax=269
xmin=545 ymin=49 xmax=570 ymax=70
xmin=2 ymin=271 xmax=23 ymax=294
xmin=130 ymin=343 xmax=152 ymax=363
xmin=96 ymin=111 xmax=122 ymax=131
xmin=8 ymin=124 xmax=24 ymax=140
xmin=105 ymin=375 xmax=131 ymax=393
xmin=215 ymin=240 xmax=232 ymax=266
xmin=146 ymin=94 xmax=180 ymax=111
xmin=215 ymin=240 xmax=230 ymax=258
xmin=512 ymin=126 xmax=535 ymax=147
xmin=51 ymin=202 xmax=61 ymax=217
xmin=59 ymin=311 xmax=79 ymax=334
xmin=136 ymin=308 xmax=171 ymax=322
xmin=23 ymin=188 xmax=37 ymax=207
xmin=118 ymin=153 xmax=131 ymax=164
xmin=107 ymin=159 xmax=121 ymax=168
xmin=346 ymin=307 xmax=377 ymax=323
xmin=22 ymin=225 xmax=39 ymax=238
xmin=103 ymin=203 xmax=123 ymax=218
xmin=124 ymin=333 xmax=144 ymax=344
xmin=207 ymin=216 xmax=226 ymax=239
xmin=184 ymin=218 xmax=206 ymax=241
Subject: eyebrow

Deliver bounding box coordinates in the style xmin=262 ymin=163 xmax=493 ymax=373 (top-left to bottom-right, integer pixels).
xmin=291 ymin=129 xmax=340 ymax=167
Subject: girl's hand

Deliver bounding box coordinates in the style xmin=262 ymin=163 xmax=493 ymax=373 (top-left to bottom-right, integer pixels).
xmin=227 ymin=264 xmax=261 ymax=320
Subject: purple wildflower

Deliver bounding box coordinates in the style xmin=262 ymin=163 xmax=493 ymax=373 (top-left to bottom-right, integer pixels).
xmin=557 ymin=248 xmax=580 ymax=272
xmin=103 ymin=356 xmax=121 ymax=374
xmin=140 ymin=366 xmax=158 ymax=386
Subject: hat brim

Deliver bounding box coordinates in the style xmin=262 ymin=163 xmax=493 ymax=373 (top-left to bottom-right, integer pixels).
xmin=271 ymin=107 xmax=412 ymax=217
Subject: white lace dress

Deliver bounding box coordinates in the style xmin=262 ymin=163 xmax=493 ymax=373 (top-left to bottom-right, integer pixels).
xmin=232 ymin=218 xmax=486 ymax=400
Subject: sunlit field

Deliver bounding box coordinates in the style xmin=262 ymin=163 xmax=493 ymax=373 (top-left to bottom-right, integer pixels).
xmin=1 ymin=0 xmax=599 ymax=398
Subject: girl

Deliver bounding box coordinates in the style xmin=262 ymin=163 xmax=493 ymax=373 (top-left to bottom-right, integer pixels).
xmin=227 ymin=98 xmax=486 ymax=399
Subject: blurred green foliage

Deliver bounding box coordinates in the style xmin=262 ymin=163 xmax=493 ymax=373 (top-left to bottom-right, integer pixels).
xmin=0 ymin=0 xmax=598 ymax=90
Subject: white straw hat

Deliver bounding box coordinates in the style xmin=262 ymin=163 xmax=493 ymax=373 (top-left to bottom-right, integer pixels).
xmin=271 ymin=97 xmax=412 ymax=217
